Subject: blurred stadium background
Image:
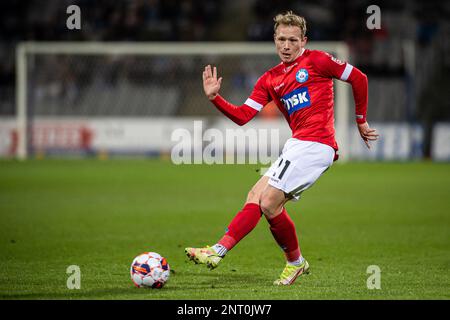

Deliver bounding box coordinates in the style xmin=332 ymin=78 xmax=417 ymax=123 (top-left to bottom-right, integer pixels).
xmin=0 ymin=0 xmax=449 ymax=161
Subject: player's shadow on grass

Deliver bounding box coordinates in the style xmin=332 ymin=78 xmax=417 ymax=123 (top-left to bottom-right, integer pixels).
xmin=173 ymin=270 xmax=270 ymax=286
xmin=182 ymin=270 xmax=265 ymax=277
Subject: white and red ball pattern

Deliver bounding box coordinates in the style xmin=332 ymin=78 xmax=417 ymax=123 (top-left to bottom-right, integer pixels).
xmin=130 ymin=252 xmax=170 ymax=289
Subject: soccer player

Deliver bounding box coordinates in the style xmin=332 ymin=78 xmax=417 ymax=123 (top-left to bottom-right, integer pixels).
xmin=185 ymin=11 xmax=379 ymax=285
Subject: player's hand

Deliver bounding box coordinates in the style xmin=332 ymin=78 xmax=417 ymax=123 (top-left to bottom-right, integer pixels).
xmin=202 ymin=65 xmax=222 ymax=100
xmin=357 ymin=122 xmax=379 ymax=149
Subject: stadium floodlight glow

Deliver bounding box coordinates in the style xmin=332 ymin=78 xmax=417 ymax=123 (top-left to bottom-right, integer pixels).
xmin=15 ymin=41 xmax=350 ymax=161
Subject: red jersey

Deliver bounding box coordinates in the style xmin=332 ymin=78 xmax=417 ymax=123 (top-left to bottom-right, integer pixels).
xmin=211 ymin=49 xmax=368 ymax=152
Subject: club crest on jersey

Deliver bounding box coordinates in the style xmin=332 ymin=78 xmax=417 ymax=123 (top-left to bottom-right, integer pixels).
xmin=280 ymin=87 xmax=311 ymax=115
xmin=295 ymin=68 xmax=309 ymax=83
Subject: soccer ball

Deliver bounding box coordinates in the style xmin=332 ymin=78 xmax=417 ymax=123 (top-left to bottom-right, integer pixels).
xmin=130 ymin=252 xmax=170 ymax=289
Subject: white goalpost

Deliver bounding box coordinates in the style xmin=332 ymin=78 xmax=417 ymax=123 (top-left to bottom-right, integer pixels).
xmin=15 ymin=41 xmax=350 ymax=160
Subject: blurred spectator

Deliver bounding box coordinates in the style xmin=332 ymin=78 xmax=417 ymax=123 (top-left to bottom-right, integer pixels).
xmin=0 ymin=0 xmax=223 ymax=114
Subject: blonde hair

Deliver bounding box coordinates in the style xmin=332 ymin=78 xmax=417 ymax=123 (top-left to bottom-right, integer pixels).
xmin=273 ymin=11 xmax=307 ymax=38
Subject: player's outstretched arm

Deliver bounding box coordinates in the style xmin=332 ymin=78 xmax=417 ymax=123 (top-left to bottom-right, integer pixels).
xmin=202 ymin=65 xmax=259 ymax=126
xmin=357 ymin=121 xmax=379 ymax=149
xmin=202 ymin=65 xmax=222 ymax=100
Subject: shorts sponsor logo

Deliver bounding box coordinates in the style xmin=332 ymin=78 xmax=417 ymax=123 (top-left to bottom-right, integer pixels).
xmin=280 ymin=87 xmax=311 ymax=115
xmin=295 ymin=68 xmax=308 ymax=83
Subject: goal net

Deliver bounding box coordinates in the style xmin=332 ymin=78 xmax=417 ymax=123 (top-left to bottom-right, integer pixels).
xmin=15 ymin=42 xmax=350 ymax=160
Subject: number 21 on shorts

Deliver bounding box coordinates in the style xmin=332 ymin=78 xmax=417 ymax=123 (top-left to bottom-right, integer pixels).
xmin=273 ymin=158 xmax=291 ymax=180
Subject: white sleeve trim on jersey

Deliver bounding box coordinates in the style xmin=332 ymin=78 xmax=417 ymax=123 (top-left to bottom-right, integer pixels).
xmin=340 ymin=63 xmax=354 ymax=81
xmin=244 ymin=98 xmax=263 ymax=112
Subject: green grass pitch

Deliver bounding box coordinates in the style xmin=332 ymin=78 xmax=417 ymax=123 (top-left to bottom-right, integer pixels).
xmin=0 ymin=159 xmax=449 ymax=299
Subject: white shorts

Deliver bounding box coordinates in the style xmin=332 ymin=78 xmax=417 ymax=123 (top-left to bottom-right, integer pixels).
xmin=264 ymin=138 xmax=335 ymax=201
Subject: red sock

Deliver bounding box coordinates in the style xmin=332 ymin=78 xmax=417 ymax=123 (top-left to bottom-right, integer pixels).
xmin=218 ymin=203 xmax=262 ymax=250
xmin=268 ymin=208 xmax=301 ymax=262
